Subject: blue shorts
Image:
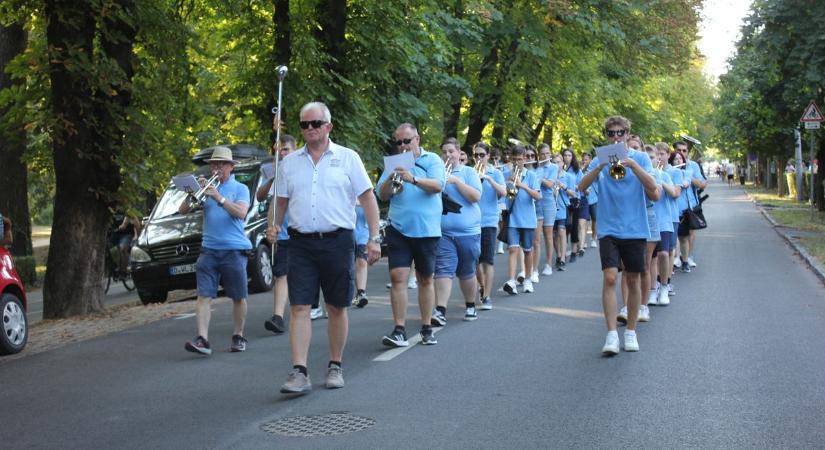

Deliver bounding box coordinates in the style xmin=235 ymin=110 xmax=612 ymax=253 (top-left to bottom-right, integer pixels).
xmin=507 ymin=227 xmax=535 ymax=251
xmin=355 ymin=244 xmax=368 ymax=261
xmin=435 ymin=234 xmax=481 ymax=279
xmin=287 ymin=230 xmax=355 ymax=308
xmin=479 ymin=227 xmax=497 ymax=265
xmin=671 ymin=223 xmax=679 ymax=248
xmin=541 ymin=197 xmax=557 ymax=224
xmin=196 ymin=248 xmax=249 ymax=300
xmin=534 ymin=200 xmax=543 ymax=221
xmin=579 ymin=197 xmax=590 ymax=221
xmin=647 ymin=208 xmax=660 ymax=242
xmin=656 ymin=231 xmax=674 ymax=252
xmin=589 ymin=203 xmax=598 ymax=222
xmin=385 ymin=225 xmax=439 ymax=276
xmin=272 ymin=240 xmax=289 ymax=277
xmin=553 ymin=219 xmax=566 ymax=230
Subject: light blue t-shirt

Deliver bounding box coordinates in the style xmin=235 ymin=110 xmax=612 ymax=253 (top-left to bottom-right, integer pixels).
xmin=354 ymin=205 xmax=368 ymax=245
xmin=540 ymin=164 xmax=559 ymax=198
xmin=202 ymin=175 xmax=253 ymax=250
xmin=665 ymin=166 xmax=683 ymax=221
xmin=441 ymin=165 xmax=482 ymax=236
xmin=587 ymin=149 xmax=654 ymax=240
xmin=555 ymin=171 xmax=576 ymax=221
xmin=674 ymin=166 xmax=692 ymax=213
xmin=685 ymin=160 xmax=706 ymax=207
xmin=653 ymin=170 xmax=674 ymax=232
xmin=507 ymin=168 xmax=541 ymax=228
xmin=376 ymin=149 xmax=445 ymax=238
xmin=479 ymin=166 xmax=505 ymax=228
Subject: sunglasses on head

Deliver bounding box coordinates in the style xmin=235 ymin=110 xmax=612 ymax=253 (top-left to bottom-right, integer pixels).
xmin=605 ymin=129 xmax=627 ymax=137
xmin=299 ymin=120 xmax=327 ymax=129
xmin=394 ymin=137 xmax=415 ymax=146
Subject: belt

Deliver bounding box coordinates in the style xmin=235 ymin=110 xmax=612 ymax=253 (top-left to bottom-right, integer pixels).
xmin=287 ymin=227 xmax=350 ymax=239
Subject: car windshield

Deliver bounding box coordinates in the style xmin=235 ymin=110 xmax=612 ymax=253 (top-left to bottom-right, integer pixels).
xmin=152 ymin=186 xmax=190 ymax=220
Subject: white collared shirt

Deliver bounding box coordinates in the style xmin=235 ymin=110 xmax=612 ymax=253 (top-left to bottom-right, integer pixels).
xmin=276 ymin=140 xmax=373 ymax=233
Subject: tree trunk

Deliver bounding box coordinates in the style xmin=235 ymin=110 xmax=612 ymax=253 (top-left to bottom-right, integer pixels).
xmin=0 ymin=21 xmax=32 ymax=257
xmin=531 ymin=103 xmax=549 ymax=146
xmin=314 ymin=0 xmax=347 ymax=114
xmin=444 ymin=0 xmax=463 ymax=141
xmin=43 ymin=0 xmax=135 ymax=318
xmin=266 ymin=0 xmax=290 ymax=132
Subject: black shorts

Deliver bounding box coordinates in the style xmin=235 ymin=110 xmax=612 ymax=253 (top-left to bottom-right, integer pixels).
xmin=599 ymin=236 xmax=646 ymax=273
xmin=287 ymin=230 xmax=355 ymax=308
xmin=677 ymin=212 xmax=691 ymax=237
xmin=588 ymin=203 xmax=597 ymax=222
xmin=479 ymin=227 xmax=497 ymax=265
xmin=385 ymin=225 xmax=439 ymax=276
xmin=272 ymin=240 xmax=289 ymax=277
xmin=727 ymin=174 xmax=734 ymax=180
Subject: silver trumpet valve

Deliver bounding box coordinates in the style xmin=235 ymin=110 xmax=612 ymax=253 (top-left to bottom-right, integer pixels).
xmin=391 ymin=171 xmax=404 ymax=194
xmin=190 ymin=172 xmax=221 ymax=206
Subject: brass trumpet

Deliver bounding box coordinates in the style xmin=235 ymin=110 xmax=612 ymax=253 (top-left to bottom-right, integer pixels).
xmin=608 ymin=155 xmax=625 ymax=180
xmin=391 ymin=172 xmax=404 ymax=194
xmin=505 ymin=166 xmax=523 ymax=200
xmin=190 ymin=172 xmax=221 ymax=206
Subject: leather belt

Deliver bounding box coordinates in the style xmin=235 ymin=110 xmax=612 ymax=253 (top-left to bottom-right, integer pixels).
xmin=287 ymin=227 xmax=349 ymax=239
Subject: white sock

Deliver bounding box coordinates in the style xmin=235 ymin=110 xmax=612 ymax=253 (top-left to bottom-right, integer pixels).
xmin=607 ymin=330 xmax=618 ymax=338
xmin=625 ymin=329 xmax=636 ymax=336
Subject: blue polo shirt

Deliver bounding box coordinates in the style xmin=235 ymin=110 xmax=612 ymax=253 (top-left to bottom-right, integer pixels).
xmin=507 ymin=168 xmax=541 ymax=228
xmin=479 ymin=165 xmax=505 ymax=228
xmin=555 ymin=171 xmax=576 ymax=220
xmin=540 ymin=164 xmax=560 ymax=198
xmin=441 ymin=165 xmax=482 ymax=236
xmin=665 ymin=166 xmax=683 ymax=221
xmin=355 ymin=205 xmax=368 ymax=245
xmin=202 ymin=175 xmax=252 ymax=250
xmin=685 ymin=160 xmax=706 ymax=207
xmin=653 ymin=170 xmax=673 ymax=232
xmin=376 ymin=149 xmax=445 ymax=238
xmin=674 ymin=166 xmax=691 ymax=213
xmin=587 ymin=149 xmax=654 ymax=240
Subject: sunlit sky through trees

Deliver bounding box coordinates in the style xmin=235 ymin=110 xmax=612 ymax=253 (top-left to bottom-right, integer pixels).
xmin=699 ymin=0 xmax=752 ymax=80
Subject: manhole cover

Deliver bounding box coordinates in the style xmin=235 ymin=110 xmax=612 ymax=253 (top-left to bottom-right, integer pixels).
xmin=261 ymin=413 xmax=375 ymax=437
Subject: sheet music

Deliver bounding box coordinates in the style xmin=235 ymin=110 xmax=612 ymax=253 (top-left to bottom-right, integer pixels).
xmin=381 ymin=151 xmax=416 ymax=180
xmin=595 ymin=143 xmax=628 ymax=164
xmin=172 ymin=174 xmax=200 ymax=194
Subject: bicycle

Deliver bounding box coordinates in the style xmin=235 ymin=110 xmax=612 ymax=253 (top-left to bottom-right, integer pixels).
xmin=105 ymin=233 xmax=136 ymax=294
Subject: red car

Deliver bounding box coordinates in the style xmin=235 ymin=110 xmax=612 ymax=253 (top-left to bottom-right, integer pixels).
xmin=0 ymin=247 xmax=27 ymax=355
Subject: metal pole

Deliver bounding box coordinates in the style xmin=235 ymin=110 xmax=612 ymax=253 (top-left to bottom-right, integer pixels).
xmin=811 ymin=129 xmax=816 ymax=220
xmin=796 ymin=129 xmax=804 ymax=201
xmin=270 ymin=65 xmax=288 ymax=256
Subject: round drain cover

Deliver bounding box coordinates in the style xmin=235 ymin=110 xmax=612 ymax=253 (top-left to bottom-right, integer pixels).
xmin=261 ymin=413 xmax=375 ymax=437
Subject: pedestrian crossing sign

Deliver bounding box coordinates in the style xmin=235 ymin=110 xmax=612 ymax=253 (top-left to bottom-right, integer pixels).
xmin=800 ymin=101 xmax=824 ymax=122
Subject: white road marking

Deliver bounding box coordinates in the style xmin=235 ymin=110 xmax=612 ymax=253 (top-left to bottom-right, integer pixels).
xmin=173 ymin=313 xmax=197 ymax=320
xmin=373 ymin=326 xmax=443 ymax=362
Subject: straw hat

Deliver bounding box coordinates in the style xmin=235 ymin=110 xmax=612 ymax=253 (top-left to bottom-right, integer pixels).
xmin=205 ymin=146 xmax=238 ymax=164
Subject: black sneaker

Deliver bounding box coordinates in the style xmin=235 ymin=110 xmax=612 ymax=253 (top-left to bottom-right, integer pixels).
xmin=264 ymin=315 xmax=286 ymax=334
xmin=382 ymin=328 xmax=409 ymax=348
xmin=420 ymin=328 xmax=437 ymax=345
xmin=681 ymin=261 xmax=691 ymax=273
xmin=355 ymin=293 xmax=369 ymax=308
xmin=431 ymin=309 xmax=447 ymax=327
xmin=569 ymin=253 xmax=577 ymax=263
xmin=577 ymin=249 xmax=585 ymax=257
xmin=185 ymin=336 xmax=212 ymax=355
xmin=230 ymin=334 xmax=247 ymax=352
xmin=556 ymin=259 xmax=566 ymax=272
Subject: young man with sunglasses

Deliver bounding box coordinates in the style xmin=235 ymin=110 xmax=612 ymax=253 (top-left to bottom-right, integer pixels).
xmin=501 ymin=145 xmax=542 ymax=295
xmin=578 ymin=116 xmax=658 ymax=355
xmin=377 ymin=123 xmax=446 ymax=347
xmin=273 ymin=102 xmax=382 ymax=394
xmin=473 ymin=142 xmax=506 ymax=310
xmin=673 ymin=141 xmax=707 ymax=271
xmin=432 ymin=138 xmax=483 ymax=325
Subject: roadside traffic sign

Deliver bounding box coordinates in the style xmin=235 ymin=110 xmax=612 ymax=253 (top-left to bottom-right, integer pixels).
xmin=800 ymin=101 xmax=824 ymax=122
xmin=805 ymin=121 xmax=821 ymax=129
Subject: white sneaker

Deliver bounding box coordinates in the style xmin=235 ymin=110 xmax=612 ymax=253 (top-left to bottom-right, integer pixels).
xmin=516 ymin=271 xmax=525 ymax=285
xmin=310 ymin=307 xmax=323 ymax=320
xmin=541 ymin=264 xmax=553 ymax=276
xmin=647 ymin=288 xmax=659 ymax=306
xmin=687 ymin=257 xmax=697 ymax=268
xmin=638 ymin=305 xmax=650 ymax=322
xmin=602 ymin=332 xmax=620 ymax=355
xmin=590 ymin=240 xmax=598 ymax=248
xmin=530 ymin=271 xmax=539 ymax=283
xmin=386 ymin=282 xmax=391 ymax=289
xmin=502 ymin=279 xmax=518 ymax=295
xmin=673 ymin=260 xmax=681 ymax=269
xmin=623 ymin=331 xmax=639 ymax=351
xmin=496 ymin=242 xmax=505 ymax=254
xmin=408 ymin=277 xmax=417 ymax=289
xmin=658 ymin=287 xmax=670 ymax=306
xmin=667 ymin=283 xmax=675 ymax=296
xmin=617 ymin=306 xmax=628 ymax=324
xmin=523 ymin=279 xmax=534 ymax=293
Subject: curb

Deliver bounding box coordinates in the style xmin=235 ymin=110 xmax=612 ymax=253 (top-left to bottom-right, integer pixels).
xmin=744 ymin=189 xmax=825 ymax=286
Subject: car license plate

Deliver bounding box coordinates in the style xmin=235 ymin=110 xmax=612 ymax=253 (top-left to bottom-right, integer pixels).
xmin=169 ymin=263 xmax=196 ymax=275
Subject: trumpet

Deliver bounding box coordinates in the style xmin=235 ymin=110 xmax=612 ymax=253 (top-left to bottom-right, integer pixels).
xmin=391 ymin=172 xmax=404 ymax=194
xmin=190 ymin=172 xmax=221 ymax=206
xmin=608 ymin=155 xmax=625 ymax=180
xmin=505 ymin=166 xmax=523 ymax=200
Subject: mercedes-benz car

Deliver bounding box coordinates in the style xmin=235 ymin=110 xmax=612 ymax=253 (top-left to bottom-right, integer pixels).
xmin=130 ymin=145 xmax=276 ymax=304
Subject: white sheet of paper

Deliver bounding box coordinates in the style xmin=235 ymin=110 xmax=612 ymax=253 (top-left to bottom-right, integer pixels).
xmin=381 ymin=151 xmax=416 ymax=179
xmin=595 ymin=143 xmax=628 ymax=164
xmin=172 ymin=174 xmax=200 ymax=194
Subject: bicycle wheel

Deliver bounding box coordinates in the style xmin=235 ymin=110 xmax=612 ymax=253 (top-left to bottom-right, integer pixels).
xmin=122 ymin=273 xmax=135 ymax=291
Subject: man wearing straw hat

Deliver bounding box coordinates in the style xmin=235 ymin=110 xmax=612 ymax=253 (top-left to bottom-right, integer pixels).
xmin=179 ymin=146 xmax=252 ymax=355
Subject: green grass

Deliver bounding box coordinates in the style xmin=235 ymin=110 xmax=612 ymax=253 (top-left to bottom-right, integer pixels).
xmin=770 ymin=209 xmax=825 ymax=233
xmin=744 ymin=185 xmax=807 ymax=208
xmin=800 ymin=236 xmax=825 ymax=266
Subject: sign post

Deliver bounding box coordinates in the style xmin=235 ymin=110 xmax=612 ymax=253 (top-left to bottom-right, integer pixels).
xmin=800 ymin=101 xmax=824 ymax=217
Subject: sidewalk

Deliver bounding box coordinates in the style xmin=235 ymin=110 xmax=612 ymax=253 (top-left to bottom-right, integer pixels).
xmin=32 ymin=225 xmax=50 ymax=248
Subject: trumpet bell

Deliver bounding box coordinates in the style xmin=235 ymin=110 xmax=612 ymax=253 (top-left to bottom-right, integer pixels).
xmin=609 ymin=163 xmax=626 ymax=180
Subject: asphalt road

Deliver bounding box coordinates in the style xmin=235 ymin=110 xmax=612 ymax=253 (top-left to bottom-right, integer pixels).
xmin=3 ymin=180 xmax=825 ymax=449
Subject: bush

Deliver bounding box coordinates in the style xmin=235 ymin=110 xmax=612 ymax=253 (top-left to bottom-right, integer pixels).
xmin=12 ymin=256 xmax=37 ymax=288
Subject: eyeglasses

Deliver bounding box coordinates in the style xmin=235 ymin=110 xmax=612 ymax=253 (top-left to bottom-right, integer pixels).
xmin=526 ymin=154 xmax=536 ymax=159
xmin=605 ymin=129 xmax=627 ymax=137
xmin=473 ymin=153 xmax=487 ymax=158
xmin=299 ymin=120 xmax=327 ymax=129
xmin=394 ymin=137 xmax=415 ymax=146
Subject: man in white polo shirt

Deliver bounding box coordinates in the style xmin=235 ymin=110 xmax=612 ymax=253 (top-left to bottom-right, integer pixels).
xmin=270 ymin=102 xmax=381 ymax=395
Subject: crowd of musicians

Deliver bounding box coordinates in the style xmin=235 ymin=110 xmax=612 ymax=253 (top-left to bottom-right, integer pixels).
xmin=180 ymin=102 xmax=708 ymax=395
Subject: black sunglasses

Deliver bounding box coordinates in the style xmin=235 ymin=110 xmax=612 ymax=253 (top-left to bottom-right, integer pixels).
xmin=299 ymin=120 xmax=327 ymax=129
xmin=605 ymin=129 xmax=627 ymax=137
xmin=394 ymin=137 xmax=415 ymax=146
xmin=526 ymin=154 xmax=535 ymax=158
xmin=473 ymin=153 xmax=487 ymax=158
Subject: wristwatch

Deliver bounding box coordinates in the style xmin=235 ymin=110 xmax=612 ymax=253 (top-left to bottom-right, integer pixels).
xmin=411 ymin=176 xmax=417 ymax=185
xmin=219 ymin=197 xmax=226 ymax=207
xmin=368 ymin=234 xmax=383 ymax=244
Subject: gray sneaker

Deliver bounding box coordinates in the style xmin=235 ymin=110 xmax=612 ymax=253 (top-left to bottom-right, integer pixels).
xmin=325 ymin=366 xmax=345 ymax=389
xmin=431 ymin=309 xmax=447 ymax=327
xmin=480 ymin=296 xmax=493 ymax=311
xmin=280 ymin=369 xmax=312 ymax=395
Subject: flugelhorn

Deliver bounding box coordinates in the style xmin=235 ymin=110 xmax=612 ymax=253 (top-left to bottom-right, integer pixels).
xmin=190 ymin=171 xmax=221 ymax=206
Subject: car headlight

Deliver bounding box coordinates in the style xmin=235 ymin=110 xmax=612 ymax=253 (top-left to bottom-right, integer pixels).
xmin=130 ymin=246 xmax=152 ymax=263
